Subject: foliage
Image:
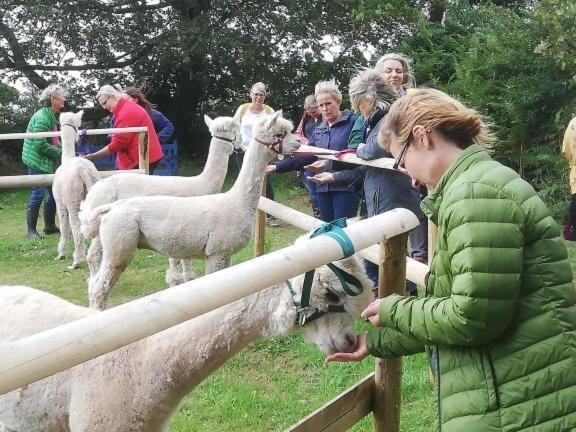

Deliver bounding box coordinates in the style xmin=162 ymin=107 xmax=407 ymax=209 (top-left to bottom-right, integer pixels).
xmin=534 ymin=0 xmax=576 ymax=78
xmin=400 ymin=2 xmax=576 ymax=214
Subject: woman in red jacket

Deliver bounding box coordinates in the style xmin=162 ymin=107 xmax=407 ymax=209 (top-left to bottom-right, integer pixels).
xmin=85 ymin=85 xmax=163 ymax=173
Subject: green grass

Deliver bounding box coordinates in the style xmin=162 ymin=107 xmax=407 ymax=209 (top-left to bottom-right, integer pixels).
xmin=0 ymin=161 xmax=439 ymax=431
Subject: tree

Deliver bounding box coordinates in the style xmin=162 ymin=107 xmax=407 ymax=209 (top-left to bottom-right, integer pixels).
xmin=1 ymin=0 xmax=421 ymax=156
xmin=534 ymin=0 xmax=576 ymax=80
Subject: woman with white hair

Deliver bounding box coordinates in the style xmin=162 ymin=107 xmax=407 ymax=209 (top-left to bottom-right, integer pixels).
xmin=21 ymin=84 xmax=66 ymax=239
xmin=233 ymin=82 xmax=278 ymax=227
xmin=267 ymin=80 xmax=359 ymax=222
xmin=84 ymin=85 xmax=163 ymax=173
xmin=311 ymin=69 xmax=426 ymax=290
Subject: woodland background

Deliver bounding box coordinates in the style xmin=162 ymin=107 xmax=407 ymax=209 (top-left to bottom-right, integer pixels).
xmin=1 ymin=0 xmax=575 ymax=216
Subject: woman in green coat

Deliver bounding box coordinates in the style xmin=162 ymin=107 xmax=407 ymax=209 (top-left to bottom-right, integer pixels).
xmin=21 ymin=85 xmax=65 ymax=239
xmin=327 ymin=88 xmax=576 ymax=431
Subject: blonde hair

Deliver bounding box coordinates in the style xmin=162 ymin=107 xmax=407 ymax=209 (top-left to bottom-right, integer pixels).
xmin=348 ymin=68 xmax=397 ymax=112
xmin=250 ymin=82 xmax=268 ymax=96
xmin=314 ymin=79 xmax=342 ymax=103
xmin=379 ymin=88 xmax=494 ymax=152
xmin=374 ymin=53 xmax=416 ymax=88
xmin=303 ymin=95 xmax=317 ymax=109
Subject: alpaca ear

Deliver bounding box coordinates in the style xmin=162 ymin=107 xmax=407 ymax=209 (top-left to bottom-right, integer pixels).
xmin=204 ymin=115 xmax=213 ymax=128
xmin=76 ymin=110 xmax=84 ymax=121
xmin=265 ymin=283 xmax=297 ymax=337
xmin=272 ymin=110 xmax=283 ymax=121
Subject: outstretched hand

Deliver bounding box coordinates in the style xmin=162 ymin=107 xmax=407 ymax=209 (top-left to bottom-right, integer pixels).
xmin=325 ymin=332 xmax=369 ymax=363
xmin=310 ymin=172 xmax=334 ymax=184
xmin=304 ymin=160 xmax=328 ymax=173
xmin=265 ymin=165 xmax=277 ymax=175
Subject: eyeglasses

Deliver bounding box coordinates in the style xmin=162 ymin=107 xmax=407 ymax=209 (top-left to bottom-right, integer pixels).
xmin=99 ymin=97 xmax=110 ymax=109
xmin=382 ymin=68 xmax=404 ymax=74
xmin=392 ymin=136 xmax=411 ymax=170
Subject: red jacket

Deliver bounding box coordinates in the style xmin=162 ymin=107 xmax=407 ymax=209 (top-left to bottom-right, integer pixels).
xmin=108 ymin=98 xmax=163 ymax=169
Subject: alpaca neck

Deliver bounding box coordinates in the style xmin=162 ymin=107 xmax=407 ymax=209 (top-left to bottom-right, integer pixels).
xmin=193 ymin=137 xmax=233 ymax=189
xmin=140 ymin=285 xmax=286 ymax=420
xmin=60 ymin=126 xmax=77 ymax=162
xmin=228 ymin=140 xmax=274 ymax=208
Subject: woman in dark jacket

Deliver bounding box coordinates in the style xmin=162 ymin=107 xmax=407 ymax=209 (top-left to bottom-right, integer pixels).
xmin=327 ymin=88 xmax=576 ymax=432
xmin=267 ymin=80 xmax=359 ymax=221
xmin=311 ymin=69 xmax=426 ymax=288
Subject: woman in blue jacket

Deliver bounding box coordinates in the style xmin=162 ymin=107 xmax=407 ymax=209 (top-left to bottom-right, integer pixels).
xmin=267 ymin=80 xmax=359 ymax=221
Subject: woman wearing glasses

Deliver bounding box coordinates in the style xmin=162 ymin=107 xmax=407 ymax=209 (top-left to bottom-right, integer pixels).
xmin=233 ymin=82 xmax=278 ymax=227
xmin=327 ymin=88 xmax=576 ymax=431
xmin=21 ymin=84 xmax=66 ymax=239
xmin=85 ymin=85 xmax=163 ymax=174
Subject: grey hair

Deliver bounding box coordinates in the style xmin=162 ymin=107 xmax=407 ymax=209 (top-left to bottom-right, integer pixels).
xmin=38 ymin=84 xmax=66 ymax=105
xmin=314 ymin=79 xmax=342 ymax=103
xmin=96 ymin=84 xmax=123 ymax=101
xmin=303 ymin=95 xmax=317 ymax=109
xmin=250 ymin=82 xmax=268 ymax=96
xmin=374 ymin=53 xmax=416 ymax=88
xmin=348 ymin=68 xmax=397 ymax=112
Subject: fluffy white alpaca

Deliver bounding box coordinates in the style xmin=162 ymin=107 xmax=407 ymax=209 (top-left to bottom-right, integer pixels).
xmin=52 ymin=111 xmax=99 ymax=269
xmin=80 ymin=115 xmax=241 ymax=287
xmin=0 ymin=252 xmax=374 ymax=432
xmin=85 ymin=111 xmax=300 ymax=310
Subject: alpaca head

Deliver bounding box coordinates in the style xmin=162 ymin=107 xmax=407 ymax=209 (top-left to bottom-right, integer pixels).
xmin=60 ymin=110 xmax=84 ymax=129
xmin=204 ymin=115 xmax=242 ymax=151
xmin=268 ymin=253 xmax=374 ymax=355
xmin=252 ymin=111 xmax=301 ymax=156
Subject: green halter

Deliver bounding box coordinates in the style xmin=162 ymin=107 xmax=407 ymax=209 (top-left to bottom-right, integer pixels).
xmin=286 ymin=219 xmax=364 ymax=326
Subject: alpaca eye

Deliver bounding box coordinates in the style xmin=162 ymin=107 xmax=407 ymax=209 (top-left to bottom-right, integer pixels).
xmin=325 ymin=291 xmax=340 ymax=304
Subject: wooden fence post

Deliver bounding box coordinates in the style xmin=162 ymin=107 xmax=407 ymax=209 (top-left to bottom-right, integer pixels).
xmin=138 ymin=131 xmax=149 ymax=174
xmin=254 ymin=181 xmax=266 ymax=257
xmin=373 ymin=233 xmax=408 ymax=432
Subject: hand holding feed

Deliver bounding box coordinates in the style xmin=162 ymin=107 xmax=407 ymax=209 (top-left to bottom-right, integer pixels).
xmin=310 ymin=172 xmax=334 ymax=184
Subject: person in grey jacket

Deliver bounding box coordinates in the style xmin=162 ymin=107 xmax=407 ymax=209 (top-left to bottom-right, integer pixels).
xmin=311 ymin=69 xmax=427 ymax=290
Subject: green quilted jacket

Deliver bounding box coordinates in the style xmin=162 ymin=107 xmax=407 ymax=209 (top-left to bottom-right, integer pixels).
xmin=21 ymin=107 xmax=62 ymax=173
xmin=367 ymin=145 xmax=576 ymax=431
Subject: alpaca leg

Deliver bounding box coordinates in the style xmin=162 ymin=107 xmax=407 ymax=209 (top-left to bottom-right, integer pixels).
xmin=180 ymin=259 xmax=196 ymax=281
xmin=205 ymin=254 xmax=231 ymax=275
xmin=56 ymin=205 xmax=70 ymax=261
xmin=87 ymin=237 xmax=103 ymax=283
xmin=89 ymin=261 xmax=128 ymax=310
xmin=89 ymin=226 xmax=138 ymax=310
xmin=69 ymin=208 xmax=86 ymax=270
xmin=165 ymin=258 xmax=184 ymax=287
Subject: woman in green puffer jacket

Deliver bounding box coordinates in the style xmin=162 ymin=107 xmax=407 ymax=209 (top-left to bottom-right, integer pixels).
xmin=327 ymin=88 xmax=576 ymax=431
xmin=21 ymin=85 xmax=65 ymax=239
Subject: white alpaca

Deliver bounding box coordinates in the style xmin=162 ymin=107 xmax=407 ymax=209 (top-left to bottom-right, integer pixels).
xmin=86 ymin=111 xmax=300 ymax=310
xmin=0 ymin=253 xmax=374 ymax=432
xmin=52 ymin=111 xmax=99 ymax=269
xmin=80 ymin=115 xmax=241 ymax=287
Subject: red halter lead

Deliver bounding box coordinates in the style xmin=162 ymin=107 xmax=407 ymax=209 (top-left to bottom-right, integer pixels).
xmin=254 ymin=132 xmax=288 ymax=156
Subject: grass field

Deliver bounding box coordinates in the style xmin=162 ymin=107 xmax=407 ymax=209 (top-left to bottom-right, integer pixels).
xmin=0 ymin=159 xmax=441 ymax=431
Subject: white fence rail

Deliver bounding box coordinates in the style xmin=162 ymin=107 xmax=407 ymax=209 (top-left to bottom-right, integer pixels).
xmin=0 ymin=209 xmax=418 ymax=395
